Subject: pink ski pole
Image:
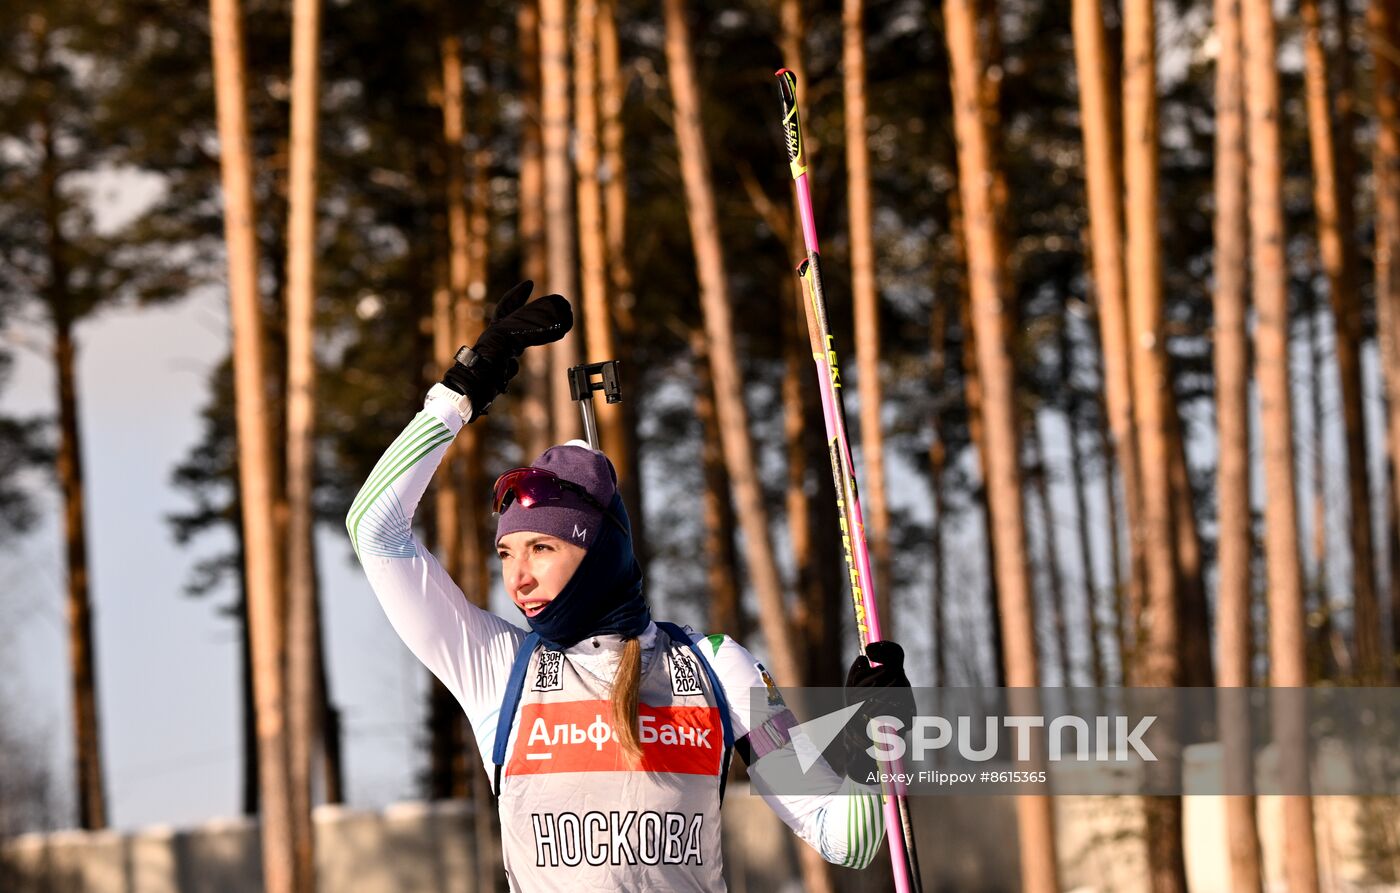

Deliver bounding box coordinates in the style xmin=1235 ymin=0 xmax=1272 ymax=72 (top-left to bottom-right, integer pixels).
xmin=775 ymin=68 xmax=923 ymax=893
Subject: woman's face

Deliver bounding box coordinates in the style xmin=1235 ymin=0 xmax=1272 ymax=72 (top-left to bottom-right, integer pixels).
xmin=497 ymin=531 xmax=587 ymax=618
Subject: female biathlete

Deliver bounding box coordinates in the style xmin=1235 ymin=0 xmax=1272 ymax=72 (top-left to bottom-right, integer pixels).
xmin=347 ymin=281 xmax=911 ymax=890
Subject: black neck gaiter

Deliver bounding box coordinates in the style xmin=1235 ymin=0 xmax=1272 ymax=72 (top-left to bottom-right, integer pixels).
xmin=526 ymin=494 xmax=649 ymax=649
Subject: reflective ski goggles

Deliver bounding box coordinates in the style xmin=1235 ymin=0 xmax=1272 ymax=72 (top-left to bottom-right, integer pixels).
xmin=491 ymin=467 xmax=628 ymax=534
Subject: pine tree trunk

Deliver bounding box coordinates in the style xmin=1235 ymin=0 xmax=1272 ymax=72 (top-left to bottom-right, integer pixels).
xmin=265 ymin=157 xmax=293 ymax=648
xmin=441 ymin=34 xmax=471 ymax=350
xmin=209 ymin=0 xmax=295 ymax=888
xmin=1307 ymin=308 xmax=1340 ymax=681
xmin=438 ymin=39 xmax=497 ymax=884
xmin=1212 ymin=0 xmax=1264 ymax=873
xmin=468 ymin=79 xmax=501 ymax=891
xmin=1097 ymin=405 xmax=1127 ymax=683
xmin=422 ymin=38 xmax=473 ymax=806
xmin=316 ymin=624 xmax=342 ymax=807
xmin=1370 ymin=0 xmax=1400 ymax=680
xmin=842 ymin=0 xmax=894 ymax=628
xmin=540 ymin=0 xmax=581 ymax=442
xmin=1122 ymin=0 xmax=1188 ymax=884
xmin=1167 ymin=410 xmax=1213 ymax=686
xmin=440 ymin=34 xmax=490 ymax=650
xmin=1301 ymin=0 xmax=1383 ymax=681
xmin=468 ymin=102 xmax=491 ymax=326
xmin=775 ymin=0 xmax=844 ymax=700
xmin=949 ymin=188 xmax=1009 ymax=686
xmin=693 ymin=330 xmax=744 ymax=640
xmin=1060 ymin=324 xmax=1107 ymax=688
xmin=782 ymin=282 xmax=818 ymax=664
xmin=930 ymin=297 xmax=950 ymax=688
xmin=1390 ymin=464 xmax=1400 ymax=675
xmin=1070 ymin=0 xmax=1148 ymax=673
xmin=464 ymin=130 xmax=492 ymax=610
xmin=1241 ymin=0 xmax=1322 ymax=880
xmin=734 ymin=160 xmax=828 ymax=684
xmin=312 ymin=486 xmax=339 ymax=810
xmin=227 ymin=476 xmax=259 ymax=817
xmin=239 ymin=583 xmax=260 ymax=815
xmin=976 ymin=0 xmax=1012 ymax=269
xmin=435 ymin=34 xmax=467 ymax=593
xmin=598 ymin=0 xmax=647 ymax=570
xmin=1332 ymin=0 xmax=1364 ymax=551
xmin=442 ymin=35 xmax=490 ymax=611
xmin=777 ymin=0 xmax=810 ymax=129
xmin=1066 ymin=423 xmax=1107 ymax=688
xmin=784 ymin=276 xmax=844 ymax=691
xmin=284 ymin=0 xmax=322 ymax=884
xmin=661 ymin=0 xmax=801 ymax=695
xmin=425 ymin=677 xmax=469 ymax=799
xmin=574 ymin=0 xmax=625 ymax=465
xmin=1076 ymin=308 xmax=1127 ymax=683
xmin=1333 ymin=0 xmax=1362 ymax=207
xmin=53 ymin=317 xmax=107 ymax=831
xmin=517 ymin=0 xmax=551 ymax=461
xmin=776 ymin=0 xmax=818 ymax=298
xmin=1308 ymin=305 xmax=1324 ymax=669
xmin=943 ymin=0 xmax=1059 ymax=885
xmin=1030 ymin=420 xmax=1072 ymax=685
xmin=599 ymin=0 xmax=630 ymax=314
xmin=320 ymin=700 xmax=342 ymax=804
xmin=33 ymin=15 xmax=109 ymax=828
xmin=1122 ymin=0 xmax=1162 ymax=612
xmin=431 ymin=273 xmax=464 ymax=581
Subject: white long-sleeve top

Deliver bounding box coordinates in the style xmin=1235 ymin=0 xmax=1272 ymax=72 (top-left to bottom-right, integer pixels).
xmin=346 ymin=392 xmax=885 ymax=879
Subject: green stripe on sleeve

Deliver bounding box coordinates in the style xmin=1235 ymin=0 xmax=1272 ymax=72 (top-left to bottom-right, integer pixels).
xmin=348 ymin=421 xmax=454 ymax=555
xmin=348 ymin=414 xmax=440 ymax=518
xmin=845 ymin=793 xmax=857 ymax=866
xmin=349 ymin=429 xmax=453 ymax=554
xmin=844 ymin=792 xmax=879 ymax=868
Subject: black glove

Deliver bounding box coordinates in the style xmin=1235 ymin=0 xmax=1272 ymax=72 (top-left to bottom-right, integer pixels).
xmin=846 ymin=640 xmax=913 ymax=693
xmin=441 ymin=280 xmax=573 ymax=420
xmin=842 ymin=641 xmax=916 ymax=784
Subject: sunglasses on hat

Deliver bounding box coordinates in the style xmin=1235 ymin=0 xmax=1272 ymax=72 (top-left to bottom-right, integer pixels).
xmin=491 ymin=467 xmax=628 ymax=535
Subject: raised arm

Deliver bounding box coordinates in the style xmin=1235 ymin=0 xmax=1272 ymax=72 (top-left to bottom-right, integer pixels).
xmin=346 ymin=394 xmax=525 ymax=747
xmin=346 ymin=279 xmax=574 ymax=754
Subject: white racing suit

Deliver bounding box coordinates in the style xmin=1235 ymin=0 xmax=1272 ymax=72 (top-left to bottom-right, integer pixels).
xmin=347 ymin=393 xmax=885 ymax=891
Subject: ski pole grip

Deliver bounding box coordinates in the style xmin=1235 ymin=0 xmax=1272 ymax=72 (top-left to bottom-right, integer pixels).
xmin=774 ymin=69 xmax=807 ymax=179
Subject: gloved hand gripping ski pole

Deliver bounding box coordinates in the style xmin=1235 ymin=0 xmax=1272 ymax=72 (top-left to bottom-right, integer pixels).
xmin=775 ymin=68 xmax=923 ymax=893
